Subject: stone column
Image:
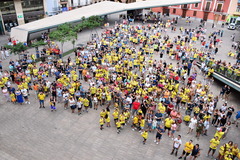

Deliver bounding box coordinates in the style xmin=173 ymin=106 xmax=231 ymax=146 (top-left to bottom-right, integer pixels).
xmin=43 ymin=0 xmax=48 ymax=17
xmin=0 ymin=10 xmax=6 ymax=34
xmin=14 ymin=0 xmax=25 ymax=25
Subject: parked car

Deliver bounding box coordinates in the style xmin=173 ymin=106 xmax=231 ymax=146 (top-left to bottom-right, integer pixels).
xmin=228 ymin=23 xmax=236 ymax=30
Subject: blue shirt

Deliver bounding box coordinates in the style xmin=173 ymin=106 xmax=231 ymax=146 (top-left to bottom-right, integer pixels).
xmin=236 ymin=111 xmax=240 ymax=119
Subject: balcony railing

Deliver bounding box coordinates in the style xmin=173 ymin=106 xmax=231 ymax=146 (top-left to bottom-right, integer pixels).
xmin=181 ymin=4 xmax=188 ymax=9
xmin=203 ymin=8 xmax=211 ymax=12
xmin=214 ymin=9 xmax=224 ymax=13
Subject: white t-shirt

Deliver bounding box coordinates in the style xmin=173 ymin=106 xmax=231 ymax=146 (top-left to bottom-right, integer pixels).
xmin=174 ymin=138 xmax=182 ymax=148
xmin=21 ymin=89 xmax=28 ymax=97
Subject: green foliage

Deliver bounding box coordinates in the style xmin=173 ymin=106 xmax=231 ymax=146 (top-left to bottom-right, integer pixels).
xmin=49 ymin=15 xmax=103 ymax=52
xmin=4 ymin=43 xmax=28 ymax=55
xmin=30 ymin=40 xmax=47 ymax=48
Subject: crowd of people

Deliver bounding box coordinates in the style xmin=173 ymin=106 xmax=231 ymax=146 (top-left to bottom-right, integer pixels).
xmin=0 ymin=15 xmax=240 ymax=160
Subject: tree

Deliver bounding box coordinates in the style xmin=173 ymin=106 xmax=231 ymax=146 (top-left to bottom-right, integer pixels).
xmin=4 ymin=43 xmax=28 ymax=59
xmin=49 ymin=23 xmax=74 ymax=58
xmin=30 ymin=40 xmax=47 ymax=53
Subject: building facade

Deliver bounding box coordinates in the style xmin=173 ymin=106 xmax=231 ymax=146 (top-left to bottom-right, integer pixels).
xmin=152 ymin=0 xmax=238 ymax=23
xmin=0 ymin=0 xmax=92 ymax=34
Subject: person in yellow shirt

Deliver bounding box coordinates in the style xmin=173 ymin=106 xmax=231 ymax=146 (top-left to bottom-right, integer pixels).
xmin=105 ymin=114 xmax=111 ymax=127
xmin=164 ymin=116 xmax=174 ymax=136
xmin=141 ymin=130 xmax=148 ymax=145
xmin=99 ymin=116 xmax=105 ymax=130
xmin=178 ymin=140 xmax=194 ymax=159
xmin=116 ymin=119 xmax=121 ymax=134
xmin=207 ymin=136 xmax=220 ymax=157
xmin=38 ymin=92 xmax=46 ymax=108
xmin=214 ymin=128 xmax=225 ymax=140
xmin=232 ymin=143 xmax=239 ymax=159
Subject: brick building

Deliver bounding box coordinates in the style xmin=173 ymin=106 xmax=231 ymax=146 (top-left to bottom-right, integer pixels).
xmin=152 ymin=0 xmax=238 ymax=23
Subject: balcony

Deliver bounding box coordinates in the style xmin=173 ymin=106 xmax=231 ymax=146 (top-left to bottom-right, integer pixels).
xmin=181 ymin=4 xmax=189 ymax=10
xmin=203 ymin=8 xmax=211 ymax=12
xmin=60 ymin=0 xmax=68 ymax=4
xmin=217 ymin=0 xmax=225 ymax=2
xmin=214 ymin=9 xmax=224 ymax=14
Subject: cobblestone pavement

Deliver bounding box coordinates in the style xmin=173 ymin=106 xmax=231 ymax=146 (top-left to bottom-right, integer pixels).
xmin=0 ymin=13 xmax=240 ymax=160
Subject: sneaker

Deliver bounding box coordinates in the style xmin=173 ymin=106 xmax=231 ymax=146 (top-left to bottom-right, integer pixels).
xmin=178 ymin=157 xmax=182 ymax=159
xmin=28 ymin=102 xmax=30 ymax=104
xmin=156 ymin=142 xmax=159 ymax=145
xmin=132 ymin=129 xmax=135 ymax=131
xmin=154 ymin=140 xmax=157 ymax=143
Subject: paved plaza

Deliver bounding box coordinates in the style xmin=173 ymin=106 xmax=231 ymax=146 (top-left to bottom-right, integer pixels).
xmin=0 ymin=13 xmax=240 ymax=160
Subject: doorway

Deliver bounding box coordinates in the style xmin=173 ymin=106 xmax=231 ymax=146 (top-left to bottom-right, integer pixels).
xmin=203 ymin=12 xmax=209 ymax=21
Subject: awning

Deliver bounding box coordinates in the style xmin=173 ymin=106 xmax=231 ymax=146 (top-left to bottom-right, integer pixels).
xmin=11 ymin=0 xmax=200 ymax=42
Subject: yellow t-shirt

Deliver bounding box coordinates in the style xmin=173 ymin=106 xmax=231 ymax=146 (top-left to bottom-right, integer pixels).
xmin=184 ymin=142 xmax=194 ymax=153
xmin=210 ymin=138 xmax=220 ymax=149
xmin=165 ymin=118 xmax=174 ymax=128
xmin=38 ymin=94 xmax=46 ymax=100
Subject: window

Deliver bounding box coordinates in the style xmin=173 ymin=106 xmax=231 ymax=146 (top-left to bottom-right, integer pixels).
xmin=194 ymin=3 xmax=199 ymax=7
xmin=173 ymin=9 xmax=176 ymax=14
xmin=205 ymin=2 xmax=211 ymax=11
xmin=216 ymin=4 xmax=222 ymax=12
xmin=222 ymin=15 xmax=226 ymax=20
xmin=193 ymin=11 xmax=197 ymax=16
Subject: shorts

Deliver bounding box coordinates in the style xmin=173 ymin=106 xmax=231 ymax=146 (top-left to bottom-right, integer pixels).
xmin=78 ymin=107 xmax=82 ymax=110
xmin=171 ymin=130 xmax=176 ymax=134
xmin=117 ymin=127 xmax=121 ymax=130
xmin=152 ymin=126 xmax=156 ymax=130
xmin=182 ymin=150 xmax=190 ymax=156
xmin=23 ymin=96 xmax=28 ymax=99
xmin=164 ymin=126 xmax=171 ymax=131
xmin=70 ymin=105 xmax=76 ymax=109
xmin=51 ymin=105 xmax=56 ymax=110
xmin=209 ymin=147 xmax=216 ymax=152
xmin=156 ymin=134 xmax=162 ymax=139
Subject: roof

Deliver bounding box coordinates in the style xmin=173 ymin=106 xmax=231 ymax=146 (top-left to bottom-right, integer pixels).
xmin=11 ymin=0 xmax=200 ymax=42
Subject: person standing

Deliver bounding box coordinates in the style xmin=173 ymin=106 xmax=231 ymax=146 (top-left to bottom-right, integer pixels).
xmin=226 ymin=105 xmax=235 ymax=120
xmin=38 ymin=92 xmax=46 ymax=108
xmin=2 ymin=87 xmax=10 ymax=102
xmin=164 ymin=116 xmax=174 ymax=136
xmin=21 ymin=88 xmax=30 ymax=104
xmin=69 ymin=96 xmax=76 ymax=113
xmin=171 ymin=135 xmax=182 ymax=157
xmin=99 ymin=116 xmax=104 ymax=130
xmin=189 ymin=144 xmax=201 ymax=160
xmin=178 ymin=140 xmax=194 ymax=159
xmin=15 ymin=89 xmax=24 ymax=105
xmin=187 ymin=116 xmax=197 ymax=134
xmin=50 ymin=96 xmax=56 ymax=112
xmin=207 ymin=136 xmax=220 ymax=158
xmin=196 ymin=120 xmax=204 ymax=140
xmin=154 ymin=125 xmax=165 ymax=145
xmin=141 ymin=129 xmax=148 ymax=145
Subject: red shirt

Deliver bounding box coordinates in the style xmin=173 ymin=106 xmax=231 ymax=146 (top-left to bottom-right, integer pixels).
xmin=132 ymin=101 xmax=140 ymax=110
